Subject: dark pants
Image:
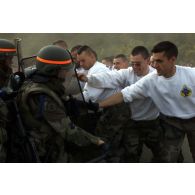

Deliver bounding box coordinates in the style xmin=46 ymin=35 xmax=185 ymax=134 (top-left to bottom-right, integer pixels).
xmin=95 ymin=103 xmax=131 ymax=163
xmin=120 ymin=118 xmax=163 ymax=163
xmin=159 ymin=115 xmax=195 ymax=162
xmin=70 ymin=103 xmax=131 ymax=162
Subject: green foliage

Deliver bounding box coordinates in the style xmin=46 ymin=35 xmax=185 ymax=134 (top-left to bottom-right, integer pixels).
xmin=1 ymin=33 xmax=195 ymax=66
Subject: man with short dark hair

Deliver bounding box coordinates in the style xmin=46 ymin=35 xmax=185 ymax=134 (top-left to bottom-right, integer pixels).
xmin=77 ymin=45 xmax=117 ymax=102
xmin=71 ymin=45 xmax=83 ymax=69
xmin=102 ymin=56 xmax=114 ymax=70
xmin=113 ymin=54 xmax=129 ymax=70
xmin=98 ymin=41 xmax=195 ymax=162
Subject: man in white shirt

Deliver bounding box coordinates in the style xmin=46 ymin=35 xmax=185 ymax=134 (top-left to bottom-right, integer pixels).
xmin=102 ymin=56 xmax=114 ymax=70
xmin=77 ymin=45 xmax=118 ymax=103
xmin=113 ymin=54 xmax=129 ymax=70
xmin=98 ymin=41 xmax=194 ymax=162
xmin=76 ymin=46 xmax=130 ymax=162
xmin=79 ymin=46 xmax=165 ymax=162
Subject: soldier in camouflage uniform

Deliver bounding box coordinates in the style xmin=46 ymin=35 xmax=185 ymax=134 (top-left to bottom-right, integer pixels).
xmin=0 ymin=39 xmax=16 ymax=89
xmin=0 ymin=39 xmax=17 ymax=162
xmin=17 ymin=45 xmax=104 ymax=163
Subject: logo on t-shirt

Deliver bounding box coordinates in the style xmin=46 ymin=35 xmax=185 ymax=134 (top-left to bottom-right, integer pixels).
xmin=180 ymin=85 xmax=192 ymax=97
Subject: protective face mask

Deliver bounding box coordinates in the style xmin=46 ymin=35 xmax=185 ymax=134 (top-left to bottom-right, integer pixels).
xmin=61 ymin=68 xmax=74 ymax=89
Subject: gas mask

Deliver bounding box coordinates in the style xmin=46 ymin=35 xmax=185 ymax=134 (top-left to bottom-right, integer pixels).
xmin=60 ymin=68 xmax=75 ymax=89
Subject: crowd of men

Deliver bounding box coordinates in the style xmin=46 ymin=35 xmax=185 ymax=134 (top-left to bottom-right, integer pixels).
xmin=0 ymin=38 xmax=194 ymax=163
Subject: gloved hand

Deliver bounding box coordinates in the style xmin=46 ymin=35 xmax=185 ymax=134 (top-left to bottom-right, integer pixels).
xmin=86 ymin=100 xmax=99 ymax=112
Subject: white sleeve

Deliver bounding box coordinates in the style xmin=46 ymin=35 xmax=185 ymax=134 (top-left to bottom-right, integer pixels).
xmin=83 ymin=83 xmax=105 ymax=102
xmin=121 ymin=76 xmax=149 ymax=103
xmin=87 ymin=69 xmax=128 ymax=89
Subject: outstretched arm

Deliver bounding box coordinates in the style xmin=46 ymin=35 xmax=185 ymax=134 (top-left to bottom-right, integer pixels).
xmin=98 ymin=73 xmax=152 ymax=109
xmin=77 ymin=70 xmax=127 ymax=89
xmin=41 ymin=96 xmax=104 ymax=146
xmin=99 ymin=92 xmax=124 ymax=108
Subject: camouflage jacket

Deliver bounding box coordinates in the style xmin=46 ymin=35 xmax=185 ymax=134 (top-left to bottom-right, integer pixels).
xmin=0 ymin=67 xmax=12 ymax=89
xmin=17 ymin=79 xmax=101 ymax=162
xmin=0 ymin=98 xmax=8 ymax=162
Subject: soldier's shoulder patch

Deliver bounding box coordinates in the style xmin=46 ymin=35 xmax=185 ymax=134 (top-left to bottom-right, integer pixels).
xmin=180 ymin=85 xmax=192 ymax=97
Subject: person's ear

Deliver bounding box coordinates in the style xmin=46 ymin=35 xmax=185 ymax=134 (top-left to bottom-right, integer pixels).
xmin=146 ymin=57 xmax=150 ymax=64
xmin=171 ymin=56 xmax=176 ymax=63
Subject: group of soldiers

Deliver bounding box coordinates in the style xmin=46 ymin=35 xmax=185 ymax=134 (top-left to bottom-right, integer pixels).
xmin=0 ymin=38 xmax=195 ymax=163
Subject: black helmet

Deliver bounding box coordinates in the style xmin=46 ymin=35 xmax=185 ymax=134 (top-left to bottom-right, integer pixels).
xmin=36 ymin=45 xmax=74 ymax=76
xmin=0 ymin=39 xmax=16 ymax=59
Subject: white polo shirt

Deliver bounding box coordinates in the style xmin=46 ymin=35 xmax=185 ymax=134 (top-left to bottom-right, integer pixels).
xmin=87 ymin=66 xmax=159 ymax=120
xmin=83 ymin=61 xmax=118 ymax=102
xmin=122 ymin=65 xmax=195 ymax=119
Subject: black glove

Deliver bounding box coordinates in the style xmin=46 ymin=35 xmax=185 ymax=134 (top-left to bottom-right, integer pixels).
xmin=86 ymin=100 xmax=99 ymax=112
xmin=64 ymin=95 xmax=80 ymax=118
xmin=10 ymin=72 xmax=25 ymax=91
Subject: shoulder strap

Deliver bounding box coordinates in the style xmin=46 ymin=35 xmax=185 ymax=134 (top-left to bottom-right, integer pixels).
xmin=18 ymin=82 xmax=64 ymax=128
xmin=21 ymin=82 xmax=63 ymax=107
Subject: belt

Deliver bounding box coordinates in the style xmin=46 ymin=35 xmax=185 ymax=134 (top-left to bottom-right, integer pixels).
xmin=160 ymin=114 xmax=195 ymax=122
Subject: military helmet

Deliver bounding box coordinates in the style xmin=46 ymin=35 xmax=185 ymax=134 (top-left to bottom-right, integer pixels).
xmin=36 ymin=45 xmax=74 ymax=76
xmin=0 ymin=39 xmax=17 ymax=58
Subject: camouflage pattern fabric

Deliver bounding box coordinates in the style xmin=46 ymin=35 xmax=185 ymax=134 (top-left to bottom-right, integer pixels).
xmin=120 ymin=118 xmax=163 ymax=163
xmin=159 ymin=115 xmax=195 ymax=162
xmin=95 ymin=102 xmax=131 ymax=162
xmin=68 ymin=102 xmax=131 ymax=163
xmin=0 ymin=98 xmax=8 ymax=162
xmin=17 ymin=80 xmax=101 ymax=163
xmin=0 ymin=67 xmax=12 ymax=89
xmin=0 ymin=66 xmax=16 ymax=162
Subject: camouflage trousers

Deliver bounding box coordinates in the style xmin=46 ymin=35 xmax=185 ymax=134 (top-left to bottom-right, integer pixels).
xmin=120 ymin=118 xmax=163 ymax=163
xmin=94 ymin=102 xmax=131 ymax=163
xmin=69 ymin=103 xmax=131 ymax=163
xmin=159 ymin=115 xmax=195 ymax=163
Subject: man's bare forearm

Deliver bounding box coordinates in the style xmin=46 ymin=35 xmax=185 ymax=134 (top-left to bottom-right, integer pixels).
xmin=99 ymin=92 xmax=124 ymax=108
